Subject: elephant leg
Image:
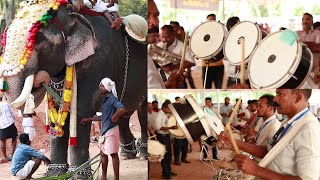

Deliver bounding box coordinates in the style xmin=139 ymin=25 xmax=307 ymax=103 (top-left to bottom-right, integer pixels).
xmin=69 ymin=119 xmax=92 ymax=180
xmin=137 ymin=100 xmax=147 ymax=160
xmin=46 ymin=118 xmax=70 ymax=177
xmin=118 ymin=111 xmax=137 ymax=159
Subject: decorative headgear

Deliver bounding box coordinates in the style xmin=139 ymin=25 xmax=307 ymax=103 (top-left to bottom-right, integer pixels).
xmin=100 ymin=78 xmax=118 ymax=98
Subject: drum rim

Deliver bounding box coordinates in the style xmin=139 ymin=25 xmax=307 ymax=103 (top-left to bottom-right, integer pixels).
xmin=203 ymin=107 xmax=224 ymax=137
xmin=167 ymin=115 xmax=185 ymax=137
xmin=190 ymin=21 xmax=227 ymax=60
xmin=248 ymin=30 xmax=311 ymax=89
xmin=224 ymin=21 xmax=262 ymax=65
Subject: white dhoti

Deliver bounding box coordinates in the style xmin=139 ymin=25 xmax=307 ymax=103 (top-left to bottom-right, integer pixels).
xmin=98 ymin=126 xmax=120 ymax=155
xmin=22 ymin=117 xmax=36 ymax=141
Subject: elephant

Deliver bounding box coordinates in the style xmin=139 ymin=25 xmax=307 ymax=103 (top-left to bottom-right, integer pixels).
xmin=1 ymin=2 xmax=147 ymax=178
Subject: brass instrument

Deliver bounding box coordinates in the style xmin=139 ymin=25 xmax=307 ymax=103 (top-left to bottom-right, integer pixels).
xmin=148 ymin=44 xmax=181 ymax=66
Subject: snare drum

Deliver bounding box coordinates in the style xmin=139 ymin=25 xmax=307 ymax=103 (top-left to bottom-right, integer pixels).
xmin=148 ymin=140 xmax=166 ymax=163
xmin=203 ymin=107 xmax=224 ymax=137
xmin=248 ymin=30 xmax=313 ymax=89
xmin=224 ymin=21 xmax=267 ymax=65
xmin=167 ymin=115 xmax=185 ymax=137
xmin=168 ymin=95 xmax=213 ymax=143
xmin=190 ymin=21 xmax=227 ymax=61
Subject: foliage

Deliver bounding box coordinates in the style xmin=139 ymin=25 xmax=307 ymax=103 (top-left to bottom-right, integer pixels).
xmin=312 ymin=5 xmax=320 ymax=16
xmin=294 ymin=6 xmax=305 ymax=16
xmin=119 ymin=0 xmax=147 ymax=19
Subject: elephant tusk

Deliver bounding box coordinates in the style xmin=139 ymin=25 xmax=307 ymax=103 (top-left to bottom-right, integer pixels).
xmin=11 ymin=74 xmax=34 ymax=108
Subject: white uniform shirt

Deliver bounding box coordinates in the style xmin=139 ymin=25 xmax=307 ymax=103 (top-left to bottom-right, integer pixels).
xmin=154 ymin=110 xmax=170 ymax=135
xmin=157 ymin=38 xmax=195 ymax=72
xmin=147 ymin=111 xmax=157 ymax=131
xmin=267 ymin=108 xmax=320 ymax=179
xmin=0 ymin=101 xmax=15 ymax=129
xmin=148 ymin=55 xmax=165 ymax=89
xmin=220 ymin=104 xmax=233 ymax=124
xmin=223 ymin=59 xmax=248 ymax=79
xmin=233 ymin=107 xmax=246 ymax=126
xmin=255 ymin=115 xmax=281 ymax=146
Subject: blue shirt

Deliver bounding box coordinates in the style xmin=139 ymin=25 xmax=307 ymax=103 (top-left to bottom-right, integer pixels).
xmin=11 ymin=144 xmax=46 ymax=176
xmin=100 ymin=93 xmax=125 ymax=135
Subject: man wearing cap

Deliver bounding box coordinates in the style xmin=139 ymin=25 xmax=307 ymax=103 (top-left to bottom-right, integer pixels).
xmin=81 ymin=78 xmax=126 ymax=180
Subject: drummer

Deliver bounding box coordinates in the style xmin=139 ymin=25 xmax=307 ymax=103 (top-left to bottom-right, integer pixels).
xmin=222 ymin=17 xmax=251 ymax=88
xmin=154 ymin=100 xmax=178 ymax=179
xmin=219 ymin=89 xmax=320 ymax=179
xmin=157 ymin=25 xmax=195 ymax=88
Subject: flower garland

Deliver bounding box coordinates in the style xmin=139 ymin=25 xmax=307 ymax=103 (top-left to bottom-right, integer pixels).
xmin=48 ymin=65 xmax=73 ymax=137
xmin=19 ymin=0 xmax=69 ymax=69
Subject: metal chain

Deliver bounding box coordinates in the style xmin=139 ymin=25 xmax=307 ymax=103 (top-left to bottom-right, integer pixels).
xmin=47 ymin=163 xmax=69 ymax=171
xmin=137 ymin=138 xmax=147 ymax=148
xmin=68 ymin=166 xmax=92 ymax=176
xmin=120 ymin=138 xmax=137 ymax=153
xmin=120 ymin=36 xmax=129 ymax=102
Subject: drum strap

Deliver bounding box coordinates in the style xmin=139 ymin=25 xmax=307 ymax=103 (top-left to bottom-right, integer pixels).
xmin=245 ymin=112 xmax=313 ymax=180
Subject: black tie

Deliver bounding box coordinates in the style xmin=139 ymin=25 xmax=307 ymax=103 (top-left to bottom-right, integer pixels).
xmin=270 ymin=126 xmax=285 ymax=147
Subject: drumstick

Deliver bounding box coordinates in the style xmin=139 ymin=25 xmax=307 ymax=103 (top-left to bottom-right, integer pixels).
xmin=226 ymin=97 xmax=242 ymax=125
xmin=240 ymin=37 xmax=245 ymax=84
xmin=179 ymin=32 xmax=189 ymax=73
xmin=225 ymin=123 xmax=240 ymax=154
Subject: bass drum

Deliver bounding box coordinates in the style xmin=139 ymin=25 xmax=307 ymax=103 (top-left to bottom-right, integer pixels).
xmin=148 ymin=140 xmax=166 ymax=163
xmin=168 ymin=95 xmax=214 ymax=143
xmin=248 ymin=30 xmax=312 ymax=89
xmin=167 ymin=115 xmax=185 ymax=137
xmin=224 ymin=21 xmax=267 ymax=65
xmin=190 ymin=21 xmax=227 ymax=61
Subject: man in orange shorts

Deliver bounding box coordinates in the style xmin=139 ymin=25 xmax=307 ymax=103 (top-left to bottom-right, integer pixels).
xmin=81 ymin=77 xmax=126 ymax=180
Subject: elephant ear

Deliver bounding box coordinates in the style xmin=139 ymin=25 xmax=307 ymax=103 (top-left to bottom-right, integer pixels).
xmin=65 ymin=13 xmax=97 ymax=66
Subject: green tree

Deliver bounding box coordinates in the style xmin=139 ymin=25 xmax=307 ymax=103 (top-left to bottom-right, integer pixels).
xmin=119 ymin=0 xmax=147 ymax=19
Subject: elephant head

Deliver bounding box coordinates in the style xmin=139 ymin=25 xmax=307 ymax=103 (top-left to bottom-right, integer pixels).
xmin=1 ymin=2 xmax=96 ymax=109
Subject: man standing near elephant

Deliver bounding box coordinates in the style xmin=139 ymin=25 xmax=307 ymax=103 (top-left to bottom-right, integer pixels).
xmin=81 ymin=78 xmax=126 ymax=180
xmin=0 ymin=96 xmax=18 ymax=163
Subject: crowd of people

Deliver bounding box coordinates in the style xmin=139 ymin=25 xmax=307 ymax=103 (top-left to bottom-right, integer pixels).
xmin=148 ymin=0 xmax=320 ymax=89
xmin=148 ymin=89 xmax=320 ymax=179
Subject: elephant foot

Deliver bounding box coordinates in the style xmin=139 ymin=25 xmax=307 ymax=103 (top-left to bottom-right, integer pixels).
xmin=120 ymin=138 xmax=137 ymax=159
xmin=137 ymin=138 xmax=147 ymax=161
xmin=46 ymin=164 xmax=68 ymax=177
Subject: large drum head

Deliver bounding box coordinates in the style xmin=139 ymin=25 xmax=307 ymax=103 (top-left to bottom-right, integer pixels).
xmin=248 ymin=30 xmax=312 ymax=89
xmin=224 ymin=21 xmax=262 ymax=65
xmin=148 ymin=140 xmax=166 ymax=157
xmin=203 ymin=107 xmax=224 ymax=138
xmin=190 ymin=21 xmax=226 ymax=60
xmin=168 ymin=95 xmax=212 ymax=143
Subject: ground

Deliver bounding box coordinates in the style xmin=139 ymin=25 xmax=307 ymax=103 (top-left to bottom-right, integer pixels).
xmin=149 ymin=140 xmax=247 ymax=180
xmin=0 ymin=103 xmax=147 ymax=179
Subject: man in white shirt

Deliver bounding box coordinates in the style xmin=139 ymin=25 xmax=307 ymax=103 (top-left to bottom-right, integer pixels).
xmin=157 ymin=25 xmax=195 ymax=88
xmin=147 ymin=0 xmax=184 ymax=89
xmin=296 ymin=13 xmax=320 ymax=73
xmin=220 ymin=89 xmax=320 ymax=179
xmin=0 ymin=96 xmax=17 ymax=163
xmin=154 ymin=101 xmax=177 ymax=179
xmin=147 ymin=102 xmax=156 ymax=132
xmin=220 ymin=97 xmax=232 ymax=125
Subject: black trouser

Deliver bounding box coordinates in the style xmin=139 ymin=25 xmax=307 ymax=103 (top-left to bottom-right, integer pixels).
xmin=203 ymin=145 xmax=218 ymax=159
xmin=202 ymin=66 xmax=224 ymax=89
xmin=227 ymin=78 xmax=250 ymax=88
xmin=173 ymin=138 xmax=188 ymax=162
xmin=157 ymin=134 xmax=171 ymax=176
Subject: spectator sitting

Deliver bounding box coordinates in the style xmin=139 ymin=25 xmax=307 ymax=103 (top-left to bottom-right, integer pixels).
xmin=11 ymin=133 xmax=50 ymax=180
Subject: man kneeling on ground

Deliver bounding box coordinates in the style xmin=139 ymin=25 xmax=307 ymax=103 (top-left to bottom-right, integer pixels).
xmin=11 ymin=133 xmax=50 ymax=180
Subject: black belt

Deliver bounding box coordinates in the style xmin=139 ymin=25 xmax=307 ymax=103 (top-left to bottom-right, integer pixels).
xmin=157 ymin=134 xmax=170 ymax=136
